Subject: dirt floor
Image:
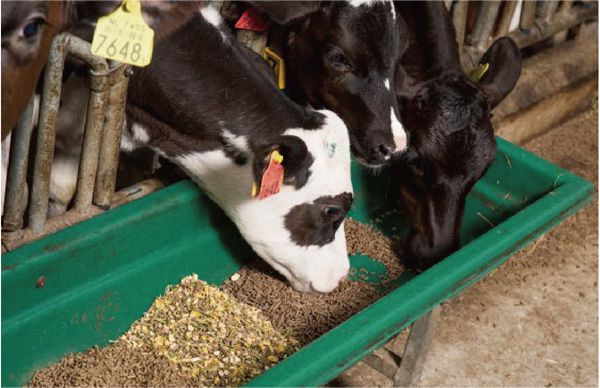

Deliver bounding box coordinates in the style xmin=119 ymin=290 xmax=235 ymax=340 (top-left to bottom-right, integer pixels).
xmin=334 ymin=103 xmax=598 ymax=386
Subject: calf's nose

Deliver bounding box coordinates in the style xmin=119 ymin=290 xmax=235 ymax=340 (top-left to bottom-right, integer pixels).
xmin=310 ymin=267 xmax=349 ymax=293
xmin=374 ymin=143 xmax=395 ymax=161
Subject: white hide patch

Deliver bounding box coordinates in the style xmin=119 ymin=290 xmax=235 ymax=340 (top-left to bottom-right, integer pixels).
xmin=200 ymin=5 xmax=227 ymax=41
xmin=384 ymin=78 xmax=390 ymax=91
xmin=173 ymin=110 xmax=353 ymax=293
xmin=389 ymin=0 xmax=396 ymax=19
xmin=200 ymin=6 xmax=222 ymax=28
xmin=391 ymin=108 xmax=407 ymax=152
xmin=120 ymin=122 xmax=150 ymax=152
xmin=221 ymin=129 xmax=249 ymax=154
xmin=48 ymin=153 xmax=80 ymax=217
xmin=349 ymin=0 xmax=381 ymax=7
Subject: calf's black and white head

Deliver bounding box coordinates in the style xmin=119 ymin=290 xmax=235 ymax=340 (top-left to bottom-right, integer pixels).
xmin=124 ymin=10 xmax=353 ymax=293
xmin=250 ymin=0 xmax=409 ymax=167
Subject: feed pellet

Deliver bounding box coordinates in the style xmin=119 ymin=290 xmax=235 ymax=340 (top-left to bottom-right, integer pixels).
xmin=221 ymin=218 xmax=404 ymax=344
xmin=29 ymin=219 xmax=404 ymax=386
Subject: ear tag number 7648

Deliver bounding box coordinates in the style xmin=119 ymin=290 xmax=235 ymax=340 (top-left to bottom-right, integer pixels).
xmin=91 ymin=0 xmax=154 ymax=67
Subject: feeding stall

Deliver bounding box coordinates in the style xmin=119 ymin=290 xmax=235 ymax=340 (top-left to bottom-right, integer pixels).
xmin=1 ymin=0 xmax=596 ymax=386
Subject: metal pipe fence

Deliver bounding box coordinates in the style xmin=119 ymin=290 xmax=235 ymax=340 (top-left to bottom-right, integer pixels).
xmin=1 ymin=33 xmax=142 ymax=251
xmin=456 ymin=0 xmax=597 ymax=70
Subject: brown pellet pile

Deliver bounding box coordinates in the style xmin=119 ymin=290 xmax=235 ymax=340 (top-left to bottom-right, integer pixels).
xmin=29 ymin=275 xmax=298 ymax=387
xmin=221 ymin=218 xmax=404 ymax=344
xmin=28 ymin=343 xmax=193 ymax=387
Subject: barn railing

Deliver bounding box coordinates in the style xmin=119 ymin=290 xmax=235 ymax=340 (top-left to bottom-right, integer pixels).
xmin=1 ymin=33 xmax=163 ymax=251
xmin=450 ymin=0 xmax=597 ymax=70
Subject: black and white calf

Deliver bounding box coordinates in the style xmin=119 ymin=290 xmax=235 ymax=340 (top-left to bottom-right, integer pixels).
xmin=123 ymin=7 xmax=353 ymax=293
xmin=246 ymin=0 xmax=409 ymax=167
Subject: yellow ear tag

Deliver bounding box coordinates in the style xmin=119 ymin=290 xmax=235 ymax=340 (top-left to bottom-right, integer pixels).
xmin=263 ymin=47 xmax=286 ymax=90
xmin=91 ymin=0 xmax=154 ymax=67
xmin=469 ymin=62 xmax=490 ymax=82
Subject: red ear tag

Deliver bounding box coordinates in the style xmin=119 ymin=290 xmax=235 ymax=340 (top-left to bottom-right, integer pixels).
xmin=257 ymin=151 xmax=284 ymax=200
xmin=235 ymin=8 xmax=269 ymax=32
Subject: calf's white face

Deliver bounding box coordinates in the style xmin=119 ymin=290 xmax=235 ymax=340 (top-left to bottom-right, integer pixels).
xmin=168 ymin=110 xmax=353 ymax=293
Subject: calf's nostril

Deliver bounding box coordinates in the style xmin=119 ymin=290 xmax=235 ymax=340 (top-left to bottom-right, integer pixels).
xmin=376 ymin=144 xmax=394 ymax=159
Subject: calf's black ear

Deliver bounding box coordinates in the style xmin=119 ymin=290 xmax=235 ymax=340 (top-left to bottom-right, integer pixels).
xmin=253 ymin=135 xmax=314 ymax=190
xmin=477 ymin=37 xmax=522 ymax=108
xmin=246 ymin=1 xmax=321 ymax=24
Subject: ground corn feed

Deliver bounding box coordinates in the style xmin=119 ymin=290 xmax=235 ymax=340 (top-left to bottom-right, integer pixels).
xmin=29 ymin=275 xmax=298 ymax=387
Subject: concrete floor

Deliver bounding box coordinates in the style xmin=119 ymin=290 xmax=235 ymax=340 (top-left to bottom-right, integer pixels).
xmin=334 ymin=103 xmax=598 ymax=387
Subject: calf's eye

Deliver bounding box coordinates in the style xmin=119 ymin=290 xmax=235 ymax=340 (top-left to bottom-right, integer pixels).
xmin=24 ymin=22 xmax=39 ymax=38
xmin=21 ymin=17 xmax=45 ymax=40
xmin=324 ymin=49 xmax=353 ymax=73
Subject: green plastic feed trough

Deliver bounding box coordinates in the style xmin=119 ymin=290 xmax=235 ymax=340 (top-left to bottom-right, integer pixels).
xmin=1 ymin=137 xmax=593 ymax=386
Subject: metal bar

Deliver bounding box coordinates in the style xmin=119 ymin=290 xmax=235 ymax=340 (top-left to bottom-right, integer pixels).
xmin=537 ymin=0 xmax=559 ymax=21
xmin=93 ymin=67 xmax=130 ymax=209
xmin=65 ymin=35 xmax=110 ymax=73
xmin=110 ymin=178 xmax=164 ymax=207
xmin=463 ymin=2 xmax=596 ymax=70
xmin=2 ymin=96 xmax=36 ymax=239
xmin=520 ymin=0 xmax=537 ymax=30
xmin=496 ymin=1 xmax=518 ymax=37
xmin=73 ymin=79 xmax=109 ymax=209
xmin=444 ymin=0 xmax=453 ymax=12
xmin=393 ymin=307 xmax=441 ymax=387
xmin=509 ymin=3 xmax=597 ymax=48
xmin=63 ymin=35 xmax=112 ymax=210
xmin=470 ymin=1 xmax=502 ymax=50
xmin=362 ymin=350 xmax=400 ymax=381
xmin=28 ymin=34 xmax=68 ymax=232
xmin=452 ymin=1 xmax=468 ymax=50
xmin=3 ymin=178 xmax=163 ymax=252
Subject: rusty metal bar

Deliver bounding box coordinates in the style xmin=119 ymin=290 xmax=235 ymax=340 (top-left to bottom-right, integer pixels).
xmin=56 ymin=35 xmax=111 ymax=210
xmin=393 ymin=307 xmax=441 ymax=387
xmin=509 ymin=3 xmax=597 ymax=48
xmin=111 ymin=178 xmax=165 ymax=207
xmin=28 ymin=34 xmax=68 ymax=232
xmin=452 ymin=1 xmax=468 ymax=50
xmin=3 ymin=179 xmax=163 ymax=252
xmin=73 ymin=80 xmax=108 ymax=209
xmin=93 ymin=67 xmax=130 ymax=209
xmin=2 ymin=96 xmax=36 ymax=240
xmin=463 ymin=1 xmax=596 ymax=71
xmin=496 ymin=1 xmax=519 ymax=37
xmin=444 ymin=0 xmax=453 ymax=12
xmin=520 ymin=0 xmax=537 ymax=30
xmin=537 ymin=0 xmax=560 ymax=22
xmin=469 ymin=1 xmax=502 ymax=50
xmin=66 ymin=35 xmax=110 ymax=71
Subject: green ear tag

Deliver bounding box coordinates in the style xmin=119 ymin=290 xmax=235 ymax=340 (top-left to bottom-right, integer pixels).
xmin=469 ymin=62 xmax=490 ymax=82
